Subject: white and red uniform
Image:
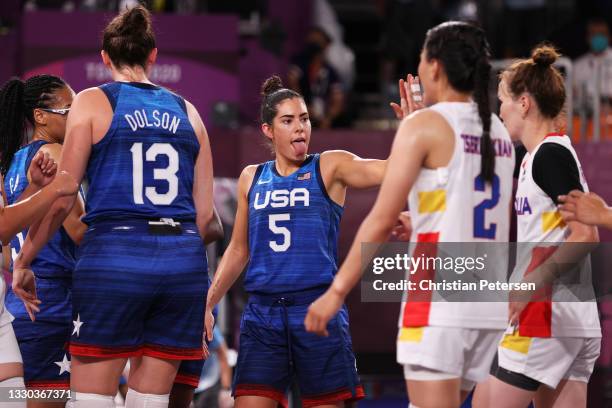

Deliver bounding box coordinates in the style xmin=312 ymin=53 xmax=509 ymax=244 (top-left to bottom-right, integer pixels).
xmin=397 ymin=101 xmax=515 ymax=389
xmin=498 ymin=134 xmax=601 ymax=388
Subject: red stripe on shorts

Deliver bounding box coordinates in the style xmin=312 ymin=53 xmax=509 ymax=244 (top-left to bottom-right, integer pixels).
xmin=26 ymin=380 xmax=70 ymax=390
xmin=234 ymin=384 xmax=287 ymax=407
xmin=69 ymin=342 xmax=142 ymax=358
xmin=174 ymin=373 xmax=200 ymax=388
xmin=302 ymin=385 xmax=366 ymax=408
xmin=142 ymin=343 xmax=203 ymax=360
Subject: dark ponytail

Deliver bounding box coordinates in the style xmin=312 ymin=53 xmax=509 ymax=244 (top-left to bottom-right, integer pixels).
xmin=474 ymin=55 xmax=494 ymax=183
xmin=0 ymin=75 xmax=66 ymax=175
xmin=424 ymin=21 xmax=495 ymax=183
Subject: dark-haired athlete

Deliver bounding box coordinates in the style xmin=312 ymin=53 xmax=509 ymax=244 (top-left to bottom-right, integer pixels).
xmin=0 ymin=74 xmax=86 ymax=407
xmin=306 ymin=21 xmax=515 ymax=408
xmin=204 ymin=75 xmax=388 ymax=408
xmin=12 ymin=6 xmax=214 ymax=408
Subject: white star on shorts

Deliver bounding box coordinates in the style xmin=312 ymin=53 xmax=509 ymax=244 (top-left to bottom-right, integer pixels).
xmin=72 ymin=314 xmax=84 ymax=337
xmin=54 ymin=354 xmax=71 ymax=375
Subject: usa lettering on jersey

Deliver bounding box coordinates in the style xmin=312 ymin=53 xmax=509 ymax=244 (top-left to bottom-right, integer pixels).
xmin=253 ymin=188 xmax=310 ymax=210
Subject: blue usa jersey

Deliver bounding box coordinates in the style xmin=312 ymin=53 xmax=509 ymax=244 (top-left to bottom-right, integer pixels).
xmin=4 ymin=141 xmax=76 ymax=278
xmin=245 ymin=154 xmax=343 ymax=294
xmin=82 ymin=82 xmax=199 ymax=225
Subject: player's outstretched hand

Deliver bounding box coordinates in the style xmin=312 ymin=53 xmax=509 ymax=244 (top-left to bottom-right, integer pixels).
xmin=30 ymin=151 xmax=57 ymax=189
xmin=12 ymin=267 xmax=41 ymax=322
xmin=559 ymin=190 xmax=609 ymax=226
xmin=304 ymin=289 xmax=344 ymax=337
xmin=391 ymin=211 xmax=412 ymax=241
xmin=389 ymin=74 xmax=425 ymax=120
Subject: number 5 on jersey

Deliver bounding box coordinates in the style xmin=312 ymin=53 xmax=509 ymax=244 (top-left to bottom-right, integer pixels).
xmin=131 ymin=142 xmax=179 ymax=205
xmin=269 ymin=213 xmax=291 ymax=252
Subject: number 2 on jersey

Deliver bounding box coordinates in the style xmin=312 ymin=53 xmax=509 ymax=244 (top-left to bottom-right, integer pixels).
xmin=131 ymin=143 xmax=179 ymax=205
xmin=473 ymin=174 xmax=500 ymax=239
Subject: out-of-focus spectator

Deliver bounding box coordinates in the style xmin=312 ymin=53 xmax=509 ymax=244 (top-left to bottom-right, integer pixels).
xmin=24 ymin=0 xmax=76 ymax=11
xmin=287 ymin=26 xmax=346 ymax=128
xmin=502 ymin=0 xmax=547 ymax=57
xmin=379 ymin=0 xmax=436 ymax=113
xmin=312 ymin=0 xmax=355 ymax=90
xmin=573 ymin=17 xmax=612 ymax=111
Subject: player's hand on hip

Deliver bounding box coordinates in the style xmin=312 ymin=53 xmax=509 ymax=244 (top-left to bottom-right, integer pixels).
xmin=304 ymin=289 xmax=343 ymax=337
xmin=389 ymin=74 xmax=424 ymax=120
xmin=558 ymin=190 xmax=608 ymax=226
xmin=391 ymin=211 xmax=412 ymax=241
xmin=30 ymin=151 xmax=57 ymax=189
xmin=11 ymin=267 xmax=41 ymax=321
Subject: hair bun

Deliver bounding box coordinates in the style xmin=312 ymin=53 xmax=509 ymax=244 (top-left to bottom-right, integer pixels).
xmin=532 ymin=45 xmax=559 ymax=68
xmin=261 ymin=75 xmax=284 ymax=97
xmin=118 ymin=5 xmax=151 ymax=36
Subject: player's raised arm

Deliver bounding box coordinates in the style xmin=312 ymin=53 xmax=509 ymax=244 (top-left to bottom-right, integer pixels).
xmin=304 ymin=110 xmax=442 ymax=336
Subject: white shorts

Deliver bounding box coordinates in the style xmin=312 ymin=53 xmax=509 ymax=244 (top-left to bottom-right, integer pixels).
xmin=0 ymin=319 xmax=22 ymax=365
xmin=1 ymin=275 xmax=22 ymax=365
xmin=397 ymin=326 xmax=503 ymax=391
xmin=497 ymin=330 xmax=601 ymax=389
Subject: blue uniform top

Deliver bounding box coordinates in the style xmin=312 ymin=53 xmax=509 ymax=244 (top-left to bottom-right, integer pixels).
xmin=4 ymin=140 xmax=76 ymax=278
xmin=82 ymin=82 xmax=200 ymax=225
xmin=245 ymin=154 xmax=343 ymax=294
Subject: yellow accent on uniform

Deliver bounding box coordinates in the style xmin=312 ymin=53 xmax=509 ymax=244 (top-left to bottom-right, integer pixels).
xmin=541 ymin=211 xmax=565 ymax=232
xmin=501 ymin=331 xmax=532 ymax=354
xmin=418 ymin=190 xmax=446 ymax=214
xmin=398 ymin=327 xmax=424 ymax=343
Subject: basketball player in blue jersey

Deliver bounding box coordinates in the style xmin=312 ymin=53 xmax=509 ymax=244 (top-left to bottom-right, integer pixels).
xmin=0 ymin=74 xmax=86 ymax=406
xmin=204 ymin=75 xmax=386 ymax=408
xmin=12 ymin=6 xmax=214 ymax=408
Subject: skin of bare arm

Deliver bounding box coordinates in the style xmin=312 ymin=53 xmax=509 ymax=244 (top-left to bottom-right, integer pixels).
xmin=186 ymin=100 xmax=214 ymax=239
xmin=32 ymin=143 xmax=87 ymax=245
xmin=304 ymin=109 xmax=454 ymax=336
xmin=204 ymin=165 xmax=257 ymax=340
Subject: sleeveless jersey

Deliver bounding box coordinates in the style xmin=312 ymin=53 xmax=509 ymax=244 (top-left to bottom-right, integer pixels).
xmin=4 ymin=141 xmax=76 ymax=278
xmin=513 ymin=134 xmax=601 ymax=338
xmin=399 ymin=102 xmax=515 ymax=330
xmin=245 ymin=154 xmax=343 ymax=294
xmin=82 ymin=82 xmax=199 ymax=225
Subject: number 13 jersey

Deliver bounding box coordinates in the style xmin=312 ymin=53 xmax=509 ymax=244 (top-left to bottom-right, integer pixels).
xmin=82 ymin=82 xmax=199 ymax=225
xmin=401 ymin=102 xmax=515 ymax=329
xmin=246 ymin=154 xmax=343 ymax=295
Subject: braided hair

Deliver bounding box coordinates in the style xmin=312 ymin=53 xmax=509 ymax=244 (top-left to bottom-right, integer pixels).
xmin=0 ymin=75 xmax=66 ymax=175
xmin=423 ymin=22 xmax=494 ymax=183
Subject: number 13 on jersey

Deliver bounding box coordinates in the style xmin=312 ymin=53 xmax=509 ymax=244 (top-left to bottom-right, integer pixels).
xmin=131 ymin=142 xmax=179 ymax=205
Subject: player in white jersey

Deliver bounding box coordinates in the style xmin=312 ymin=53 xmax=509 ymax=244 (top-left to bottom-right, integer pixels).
xmin=473 ymin=46 xmax=601 ymax=408
xmin=305 ymin=21 xmax=515 ymax=407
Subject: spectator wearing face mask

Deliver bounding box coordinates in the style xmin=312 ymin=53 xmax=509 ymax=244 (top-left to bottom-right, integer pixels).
xmin=573 ymin=17 xmax=612 ymax=110
xmin=287 ymin=27 xmax=346 ymax=129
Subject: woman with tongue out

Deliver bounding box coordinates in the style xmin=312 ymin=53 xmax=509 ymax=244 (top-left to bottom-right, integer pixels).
xmin=204 ymin=75 xmax=388 ymax=408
